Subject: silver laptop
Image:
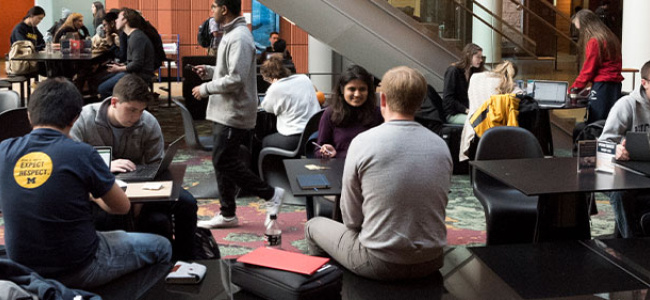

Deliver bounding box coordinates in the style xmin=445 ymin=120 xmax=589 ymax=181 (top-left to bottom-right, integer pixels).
xmin=625 ymin=132 xmax=650 ymax=161
xmin=116 ymin=136 xmax=182 ymax=182
xmin=532 ymin=80 xmax=569 ymax=108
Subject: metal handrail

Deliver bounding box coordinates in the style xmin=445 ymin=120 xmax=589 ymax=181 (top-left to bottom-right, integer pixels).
xmin=507 ymin=0 xmax=578 ymax=48
xmin=469 ymin=0 xmax=537 ymax=48
xmin=454 ymin=0 xmax=537 ymax=58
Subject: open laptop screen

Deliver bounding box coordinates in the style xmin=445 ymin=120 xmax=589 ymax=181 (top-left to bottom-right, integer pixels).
xmin=95 ymin=146 xmax=112 ymax=169
xmin=533 ymin=81 xmax=568 ymax=103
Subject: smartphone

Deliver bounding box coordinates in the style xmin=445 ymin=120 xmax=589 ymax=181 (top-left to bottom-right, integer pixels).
xmin=185 ymin=64 xmax=196 ymax=71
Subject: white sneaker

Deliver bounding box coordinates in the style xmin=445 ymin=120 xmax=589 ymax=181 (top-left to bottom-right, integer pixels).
xmin=197 ymin=215 xmax=239 ymax=229
xmin=265 ymin=187 xmax=285 ymax=226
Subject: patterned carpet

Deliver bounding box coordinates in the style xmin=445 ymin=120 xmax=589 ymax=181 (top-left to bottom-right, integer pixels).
xmin=0 ymin=99 xmax=615 ymax=259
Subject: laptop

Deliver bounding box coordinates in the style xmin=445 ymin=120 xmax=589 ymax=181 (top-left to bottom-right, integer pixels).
xmin=116 ymin=136 xmax=182 ymax=182
xmin=625 ymin=132 xmax=650 ymax=161
xmin=531 ymin=80 xmax=569 ymax=108
xmin=95 ymin=146 xmax=112 ymax=169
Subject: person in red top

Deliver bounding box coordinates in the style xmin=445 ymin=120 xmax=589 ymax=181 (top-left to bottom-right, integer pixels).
xmin=571 ymin=9 xmax=623 ymax=123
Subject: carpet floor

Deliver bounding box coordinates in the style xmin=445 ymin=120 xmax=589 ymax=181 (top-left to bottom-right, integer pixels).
xmin=0 ymin=99 xmax=615 ymax=259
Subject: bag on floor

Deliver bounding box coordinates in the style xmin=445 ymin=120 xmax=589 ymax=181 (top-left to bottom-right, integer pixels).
xmin=231 ymin=261 xmax=343 ymax=300
xmin=6 ymin=40 xmax=38 ymax=75
xmin=193 ymin=227 xmax=221 ymax=260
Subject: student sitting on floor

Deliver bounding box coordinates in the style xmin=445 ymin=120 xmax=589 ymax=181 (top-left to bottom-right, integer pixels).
xmin=71 ymin=74 xmax=198 ymax=260
xmin=305 ymin=66 xmax=452 ymax=280
xmin=0 ymin=78 xmax=171 ymax=289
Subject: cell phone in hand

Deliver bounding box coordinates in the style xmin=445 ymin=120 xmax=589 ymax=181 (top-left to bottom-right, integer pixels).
xmin=185 ymin=64 xmax=196 ymax=71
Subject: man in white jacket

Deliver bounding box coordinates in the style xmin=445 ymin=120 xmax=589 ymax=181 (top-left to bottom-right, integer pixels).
xmin=599 ymin=60 xmax=650 ymax=237
xmin=191 ymin=0 xmax=284 ymax=229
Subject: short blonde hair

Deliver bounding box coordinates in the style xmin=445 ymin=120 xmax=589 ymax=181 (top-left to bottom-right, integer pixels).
xmin=381 ymin=66 xmax=427 ymax=115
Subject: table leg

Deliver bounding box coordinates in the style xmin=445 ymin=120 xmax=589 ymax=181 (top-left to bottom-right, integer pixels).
xmin=534 ymin=192 xmax=591 ymax=242
xmin=306 ymin=196 xmax=314 ymax=220
xmin=167 ymin=60 xmax=172 ymax=106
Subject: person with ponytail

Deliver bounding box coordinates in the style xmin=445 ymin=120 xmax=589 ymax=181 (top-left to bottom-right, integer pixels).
xmin=10 ymin=6 xmax=46 ymax=51
xmin=442 ymin=43 xmax=485 ymax=124
xmin=571 ymin=9 xmax=623 ymax=123
xmin=459 ymin=60 xmax=522 ymax=161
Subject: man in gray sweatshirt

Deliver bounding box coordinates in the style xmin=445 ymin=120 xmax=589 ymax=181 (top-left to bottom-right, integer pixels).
xmin=192 ymin=0 xmax=284 ymax=229
xmin=305 ymin=66 xmax=452 ymax=280
xmin=599 ymin=60 xmax=650 ymax=238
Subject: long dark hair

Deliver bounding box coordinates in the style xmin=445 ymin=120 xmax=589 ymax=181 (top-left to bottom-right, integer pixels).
xmin=23 ymin=6 xmax=45 ymax=20
xmin=453 ymin=43 xmax=485 ymax=80
xmin=328 ymin=65 xmax=377 ymax=127
xmin=93 ymin=2 xmax=106 ymax=18
xmin=572 ymin=9 xmax=621 ymax=65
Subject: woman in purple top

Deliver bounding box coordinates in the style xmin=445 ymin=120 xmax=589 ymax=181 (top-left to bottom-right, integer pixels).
xmin=316 ymin=65 xmax=383 ymax=158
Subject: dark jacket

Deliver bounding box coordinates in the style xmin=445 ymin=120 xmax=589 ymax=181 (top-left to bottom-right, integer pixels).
xmin=442 ymin=66 xmax=469 ymax=118
xmin=10 ymin=22 xmax=44 ymax=51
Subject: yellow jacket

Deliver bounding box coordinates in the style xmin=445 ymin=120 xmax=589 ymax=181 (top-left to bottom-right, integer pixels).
xmin=469 ymin=94 xmax=520 ymax=138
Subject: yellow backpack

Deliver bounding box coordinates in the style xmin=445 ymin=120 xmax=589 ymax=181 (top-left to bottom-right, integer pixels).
xmin=6 ymin=40 xmax=38 ymax=75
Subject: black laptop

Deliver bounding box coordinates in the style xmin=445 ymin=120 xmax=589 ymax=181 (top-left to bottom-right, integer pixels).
xmin=116 ymin=136 xmax=182 ymax=182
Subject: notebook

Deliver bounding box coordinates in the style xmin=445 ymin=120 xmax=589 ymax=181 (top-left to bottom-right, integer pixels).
xmin=625 ymin=132 xmax=650 ymax=161
xmin=531 ymin=80 xmax=569 ymax=108
xmin=237 ymin=247 xmax=330 ymax=275
xmin=297 ymin=174 xmax=330 ymax=190
xmin=116 ymin=136 xmax=182 ymax=182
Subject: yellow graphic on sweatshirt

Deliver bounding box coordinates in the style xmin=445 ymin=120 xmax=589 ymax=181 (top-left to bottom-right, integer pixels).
xmin=14 ymin=152 xmax=52 ymax=188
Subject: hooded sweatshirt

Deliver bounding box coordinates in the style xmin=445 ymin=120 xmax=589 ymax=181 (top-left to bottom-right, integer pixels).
xmin=599 ymin=86 xmax=650 ymax=143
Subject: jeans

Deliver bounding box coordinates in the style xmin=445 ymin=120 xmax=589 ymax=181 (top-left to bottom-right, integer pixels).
xmin=138 ymin=189 xmax=198 ymax=260
xmin=212 ymin=123 xmax=274 ymax=217
xmin=586 ymin=81 xmax=621 ymax=123
xmin=608 ymin=190 xmax=650 ymax=238
xmin=98 ymin=72 xmax=127 ymax=99
xmin=305 ymin=217 xmax=442 ymax=280
xmin=56 ymin=230 xmax=171 ymax=289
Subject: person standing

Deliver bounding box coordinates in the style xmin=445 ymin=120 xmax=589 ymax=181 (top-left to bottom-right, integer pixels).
xmin=208 ymin=13 xmax=224 ymax=56
xmin=305 ymin=66 xmax=452 ymax=280
xmin=192 ymin=0 xmax=284 ymax=229
xmin=92 ymin=1 xmax=106 ymax=35
xmin=571 ymin=9 xmax=623 ymax=123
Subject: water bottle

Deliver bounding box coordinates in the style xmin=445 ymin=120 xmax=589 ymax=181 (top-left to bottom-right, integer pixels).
xmin=60 ymin=35 xmax=70 ymax=55
xmin=45 ymin=41 xmax=53 ymax=55
xmin=264 ymin=214 xmax=282 ymax=248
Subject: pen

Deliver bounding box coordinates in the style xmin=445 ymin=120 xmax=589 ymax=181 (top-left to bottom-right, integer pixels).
xmin=311 ymin=142 xmax=331 ymax=156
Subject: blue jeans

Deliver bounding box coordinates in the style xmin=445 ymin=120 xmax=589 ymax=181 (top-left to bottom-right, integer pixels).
xmin=608 ymin=190 xmax=650 ymax=238
xmin=56 ymin=230 xmax=171 ymax=289
xmin=98 ymin=72 xmax=127 ymax=99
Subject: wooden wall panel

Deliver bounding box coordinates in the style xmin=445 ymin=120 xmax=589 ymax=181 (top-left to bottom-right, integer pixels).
xmin=140 ymin=0 xmax=158 ymax=10
xmin=192 ymin=0 xmax=213 ymax=11
xmin=157 ymin=10 xmax=173 ymax=35
xmin=0 ymin=0 xmax=32 ymax=57
xmin=105 ymin=0 xmax=120 ymax=10
xmin=173 ymin=11 xmax=193 ymax=45
xmin=141 ymin=10 xmax=158 ymax=29
xmin=158 ymin=0 xmax=172 ymax=11
xmin=173 ymin=1 xmax=191 ymax=11
xmin=291 ymin=46 xmax=308 ymax=74
xmin=121 ymin=0 xmax=141 ymax=9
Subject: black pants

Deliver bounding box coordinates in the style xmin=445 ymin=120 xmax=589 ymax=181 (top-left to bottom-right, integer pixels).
xmin=262 ymin=132 xmax=300 ymax=150
xmin=212 ymin=122 xmax=275 ymax=217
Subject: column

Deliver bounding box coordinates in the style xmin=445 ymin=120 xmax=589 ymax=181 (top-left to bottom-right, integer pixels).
xmin=472 ymin=0 xmax=502 ymax=64
xmin=621 ymin=0 xmax=650 ymax=92
xmin=308 ymin=35 xmax=334 ymax=93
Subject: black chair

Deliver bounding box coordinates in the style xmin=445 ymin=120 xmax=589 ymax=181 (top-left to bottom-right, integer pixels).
xmin=472 ymin=126 xmax=543 ymax=245
xmin=257 ymin=109 xmax=324 ymax=181
xmin=0 ymin=107 xmax=31 ymax=143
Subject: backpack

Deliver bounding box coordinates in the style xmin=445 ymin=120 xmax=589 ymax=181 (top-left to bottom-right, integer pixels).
xmin=6 ymin=41 xmax=38 ymax=75
xmin=197 ymin=18 xmax=211 ymax=48
xmin=193 ymin=227 xmax=221 ymax=259
xmin=572 ymin=120 xmax=607 ymax=156
xmin=141 ymin=22 xmax=166 ymax=68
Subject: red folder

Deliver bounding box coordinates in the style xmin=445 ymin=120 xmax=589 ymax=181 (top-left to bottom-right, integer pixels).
xmin=236 ymin=247 xmax=330 ymax=275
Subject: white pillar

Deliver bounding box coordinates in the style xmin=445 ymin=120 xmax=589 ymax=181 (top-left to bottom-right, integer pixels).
xmin=621 ymin=0 xmax=650 ymax=92
xmin=472 ymin=0 xmax=502 ymax=65
xmin=308 ymin=35 xmax=334 ymax=93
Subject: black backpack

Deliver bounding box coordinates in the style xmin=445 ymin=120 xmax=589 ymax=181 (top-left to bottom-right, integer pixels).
xmin=142 ymin=21 xmax=166 ymax=68
xmin=197 ymin=18 xmax=211 ymax=48
xmin=193 ymin=227 xmax=221 ymax=259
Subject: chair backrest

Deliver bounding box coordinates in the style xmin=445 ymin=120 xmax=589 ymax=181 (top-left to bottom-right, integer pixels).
xmin=475 ymin=126 xmax=544 ymax=161
xmin=0 ymin=90 xmax=21 ymax=113
xmin=0 ymin=108 xmax=31 ymax=142
xmin=300 ymin=109 xmax=324 ymax=157
xmin=172 ymin=99 xmax=208 ymax=151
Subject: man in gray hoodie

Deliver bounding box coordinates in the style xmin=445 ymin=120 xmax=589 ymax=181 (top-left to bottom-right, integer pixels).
xmin=599 ymin=60 xmax=650 ymax=237
xmin=192 ymin=0 xmax=284 ymax=229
